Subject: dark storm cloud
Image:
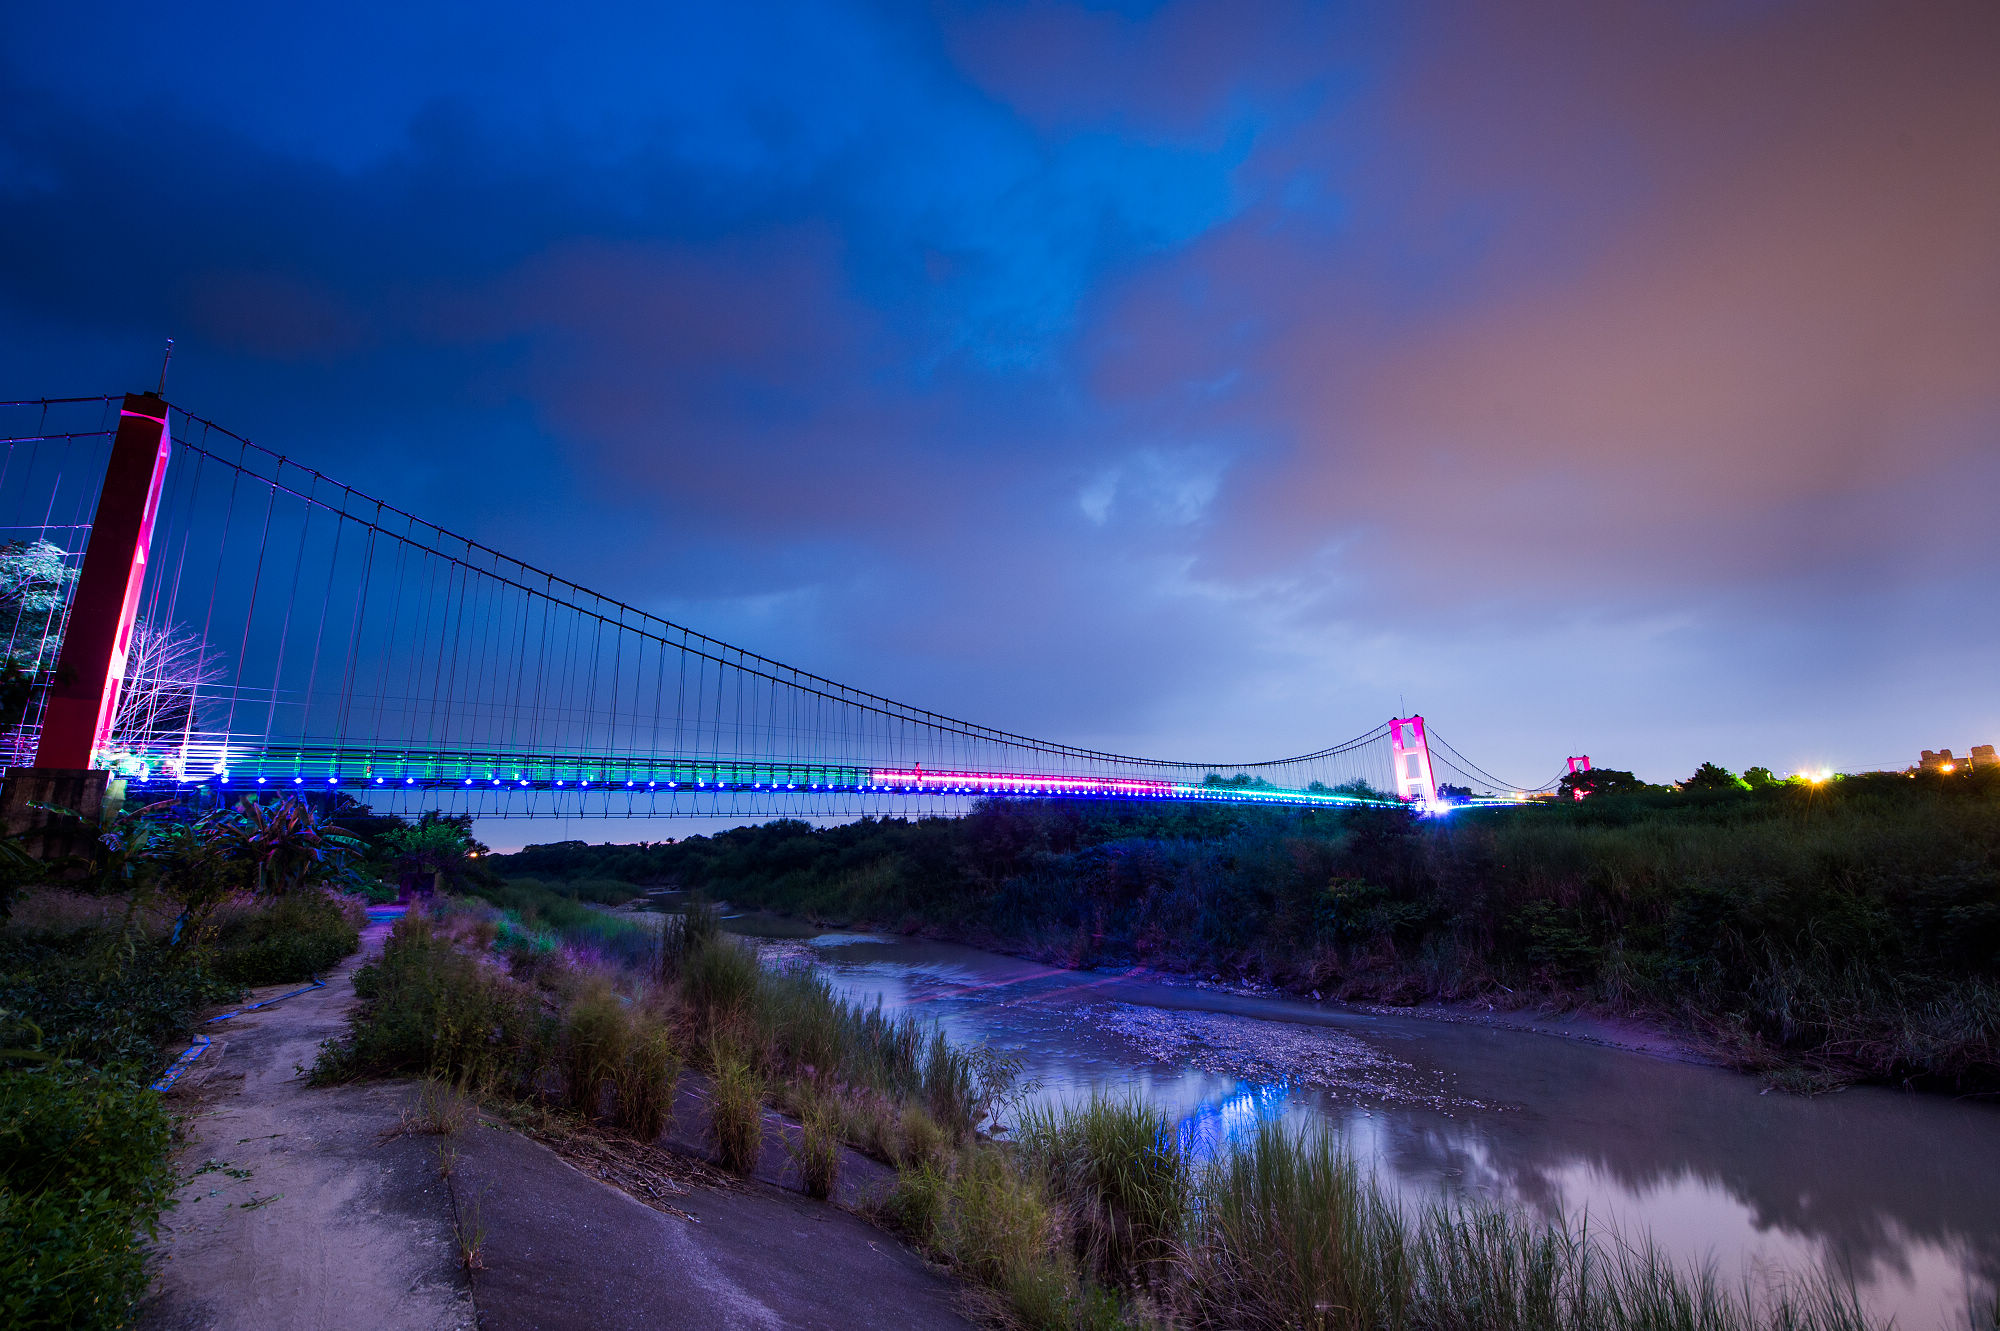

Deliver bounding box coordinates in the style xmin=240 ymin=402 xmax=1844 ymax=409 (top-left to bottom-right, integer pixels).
xmin=1 ymin=0 xmax=1995 ymax=786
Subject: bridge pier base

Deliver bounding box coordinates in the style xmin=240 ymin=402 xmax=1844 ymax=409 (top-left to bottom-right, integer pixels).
xmin=1 ymin=767 xmax=125 ymax=862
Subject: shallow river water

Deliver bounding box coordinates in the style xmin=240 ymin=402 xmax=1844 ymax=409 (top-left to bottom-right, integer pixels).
xmin=736 ymin=920 xmax=1997 ymax=1328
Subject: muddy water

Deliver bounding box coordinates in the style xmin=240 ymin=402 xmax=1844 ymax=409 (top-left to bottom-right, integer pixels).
xmin=739 ymin=921 xmax=1997 ymax=1328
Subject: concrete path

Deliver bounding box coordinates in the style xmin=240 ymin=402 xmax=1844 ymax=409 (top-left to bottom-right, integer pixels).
xmin=141 ymin=913 xmax=977 ymax=1331
xmin=141 ymin=923 xmax=474 ymax=1331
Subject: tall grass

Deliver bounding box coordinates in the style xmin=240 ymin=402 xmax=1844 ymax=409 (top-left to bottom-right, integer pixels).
xmin=1017 ymin=1095 xmax=1188 ymax=1285
xmin=888 ymin=1108 xmax=1881 ymax=1331
xmin=708 ymin=1043 xmax=765 ymax=1173
xmin=1178 ymin=1120 xmax=1874 ymax=1331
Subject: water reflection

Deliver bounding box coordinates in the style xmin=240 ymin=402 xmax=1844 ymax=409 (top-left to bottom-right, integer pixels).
xmin=746 ymin=926 xmax=1997 ymax=1328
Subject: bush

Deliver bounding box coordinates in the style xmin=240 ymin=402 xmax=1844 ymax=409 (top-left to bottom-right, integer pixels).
xmin=211 ymin=890 xmax=360 ymax=985
xmin=313 ymin=912 xmax=537 ymax=1090
xmin=0 ymin=1063 xmax=175 ymax=1330
xmin=0 ymin=932 xmax=238 ymax=1072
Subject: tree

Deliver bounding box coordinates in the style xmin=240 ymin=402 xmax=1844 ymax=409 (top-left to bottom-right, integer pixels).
xmin=381 ymin=812 xmax=482 ymax=899
xmin=107 ymin=622 xmax=227 ymax=756
xmin=1557 ymin=767 xmax=1648 ymax=800
xmin=1435 ymin=782 xmax=1475 ymax=802
xmin=227 ymin=796 xmax=365 ymax=896
xmin=1681 ymin=762 xmax=1749 ymax=792
xmin=1742 ymin=766 xmax=1781 ymax=790
xmin=0 ymin=538 xmax=77 ymax=673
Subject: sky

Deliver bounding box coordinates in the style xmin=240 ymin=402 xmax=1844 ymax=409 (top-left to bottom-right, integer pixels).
xmin=3 ymin=0 xmax=1997 ymax=808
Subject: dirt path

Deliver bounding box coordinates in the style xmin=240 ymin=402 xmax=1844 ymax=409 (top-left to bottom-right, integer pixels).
xmin=143 ymin=917 xmax=977 ymax=1331
xmin=141 ymin=922 xmax=475 ymax=1331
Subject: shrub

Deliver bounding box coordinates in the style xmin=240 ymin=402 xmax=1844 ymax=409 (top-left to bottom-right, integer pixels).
xmin=0 ymin=932 xmax=237 ymax=1072
xmin=211 ymin=889 xmax=360 ymax=984
xmin=313 ymin=912 xmax=536 ymax=1090
xmin=0 ymin=1063 xmax=175 ymax=1330
xmin=708 ymin=1044 xmax=765 ymax=1173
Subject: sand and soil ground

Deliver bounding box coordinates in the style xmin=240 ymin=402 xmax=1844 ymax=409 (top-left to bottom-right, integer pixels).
xmin=141 ymin=919 xmax=975 ymax=1331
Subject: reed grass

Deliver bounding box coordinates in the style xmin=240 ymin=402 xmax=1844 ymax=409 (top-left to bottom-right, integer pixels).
xmin=561 ymin=985 xmax=629 ymax=1116
xmin=612 ymin=1020 xmax=680 ymax=1140
xmin=787 ymin=1088 xmax=842 ymax=1200
xmin=1017 ymin=1094 xmax=1189 ymax=1285
xmin=708 ymin=1042 xmax=766 ymax=1173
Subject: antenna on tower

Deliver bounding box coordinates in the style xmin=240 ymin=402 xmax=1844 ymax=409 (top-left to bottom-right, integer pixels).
xmin=156 ymin=339 xmax=174 ymax=395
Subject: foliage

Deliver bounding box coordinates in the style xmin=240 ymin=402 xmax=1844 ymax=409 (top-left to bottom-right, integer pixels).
xmin=0 ymin=930 xmax=237 ymax=1072
xmin=209 ymin=889 xmax=359 ymax=984
xmin=313 ymin=912 xmax=538 ymax=1091
xmin=227 ymin=796 xmax=366 ymax=896
xmin=379 ymin=812 xmax=481 ymax=898
xmin=0 ymin=539 xmax=77 ymax=675
xmin=500 ymin=772 xmax=2000 ymax=1089
xmin=1683 ymin=761 xmax=1750 ymax=792
xmin=0 ymin=1062 xmax=176 ymax=1330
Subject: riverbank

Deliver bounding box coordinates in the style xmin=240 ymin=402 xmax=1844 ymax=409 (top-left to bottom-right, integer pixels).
xmin=497 ymin=779 xmax=2000 ymax=1093
xmin=143 ymin=912 xmax=979 ymax=1331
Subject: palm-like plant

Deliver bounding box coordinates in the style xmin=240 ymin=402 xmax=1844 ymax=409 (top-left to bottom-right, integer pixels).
xmin=227 ymin=796 xmax=365 ymax=896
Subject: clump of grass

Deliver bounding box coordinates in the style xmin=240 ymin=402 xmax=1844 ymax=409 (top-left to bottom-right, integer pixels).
xmin=897 ymin=1105 xmax=951 ymax=1171
xmin=612 ymin=1018 xmax=681 ymax=1141
xmin=708 ymin=1043 xmax=765 ymax=1174
xmin=659 ymin=896 xmax=723 ymax=980
xmin=402 ymin=1075 xmax=472 ymax=1137
xmin=679 ymin=936 xmax=761 ymax=1021
xmin=562 ymin=986 xmax=629 ymax=1117
xmin=1174 ymin=1118 xmax=1876 ymax=1331
xmin=313 ymin=911 xmax=536 ymax=1091
xmin=1018 ymin=1094 xmax=1189 ymax=1285
xmin=788 ymin=1089 xmax=842 ymax=1200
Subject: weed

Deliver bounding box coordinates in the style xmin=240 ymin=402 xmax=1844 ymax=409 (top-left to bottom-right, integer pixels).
xmin=788 ymin=1088 xmax=842 ymax=1200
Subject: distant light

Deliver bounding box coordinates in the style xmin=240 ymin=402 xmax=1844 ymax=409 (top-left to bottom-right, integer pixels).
xmin=257 ymin=777 xmax=267 ymax=785
xmin=520 ymin=780 xmax=530 ymax=787
xmin=293 ymin=777 xmax=304 ymax=785
xmin=464 ymin=778 xmax=473 ymax=786
xmin=406 ymin=778 xmax=416 ymax=785
xmin=374 ymin=777 xmax=384 ymax=785
xmin=1941 ymin=763 xmax=1955 ymax=774
xmin=327 ymin=777 xmax=338 ymax=785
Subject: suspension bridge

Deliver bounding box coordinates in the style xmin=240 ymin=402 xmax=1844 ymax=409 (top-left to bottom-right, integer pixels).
xmin=0 ymin=393 xmax=1562 ymax=824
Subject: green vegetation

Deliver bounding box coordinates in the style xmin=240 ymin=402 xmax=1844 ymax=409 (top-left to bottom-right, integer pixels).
xmin=888 ymin=1097 xmax=1875 ymax=1331
xmin=0 ymin=1062 xmax=176 ymax=1331
xmin=0 ymin=792 xmax=397 ymax=1328
xmin=315 ymin=898 xmax=1008 ymax=1171
xmin=493 ymin=766 xmax=2000 ymax=1091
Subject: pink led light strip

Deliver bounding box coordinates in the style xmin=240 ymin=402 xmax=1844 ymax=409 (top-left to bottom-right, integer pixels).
xmin=869 ymin=768 xmax=1174 ymax=797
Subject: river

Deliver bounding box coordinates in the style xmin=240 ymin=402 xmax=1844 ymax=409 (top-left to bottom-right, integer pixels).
xmin=732 ymin=918 xmax=1997 ymax=1328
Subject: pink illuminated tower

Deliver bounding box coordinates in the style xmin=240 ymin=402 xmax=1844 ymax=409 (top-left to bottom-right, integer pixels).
xmin=1389 ymin=715 xmax=1437 ymax=804
xmin=1565 ymin=755 xmax=1591 ymax=800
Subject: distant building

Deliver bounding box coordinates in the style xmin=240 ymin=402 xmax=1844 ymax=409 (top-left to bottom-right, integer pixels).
xmin=1919 ymin=745 xmax=1997 ymax=773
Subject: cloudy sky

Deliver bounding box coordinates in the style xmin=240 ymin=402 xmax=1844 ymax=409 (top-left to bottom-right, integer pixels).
xmin=3 ymin=0 xmax=1996 ymax=791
